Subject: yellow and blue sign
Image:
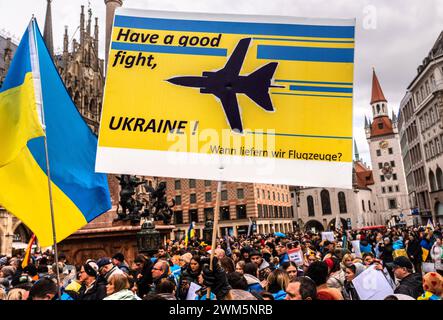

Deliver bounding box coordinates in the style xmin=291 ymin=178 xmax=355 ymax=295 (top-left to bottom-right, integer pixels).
xmin=97 ymin=9 xmax=355 ymax=188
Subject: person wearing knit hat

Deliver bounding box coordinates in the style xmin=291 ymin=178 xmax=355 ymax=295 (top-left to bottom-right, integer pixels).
xmin=75 ymin=261 xmax=107 ymax=300
xmin=417 ymin=272 xmax=443 ymax=300
xmin=112 ymin=253 xmax=130 ymax=274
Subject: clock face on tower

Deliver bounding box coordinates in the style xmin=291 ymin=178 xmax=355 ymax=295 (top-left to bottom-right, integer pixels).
xmin=379 ymin=140 xmax=389 ymax=149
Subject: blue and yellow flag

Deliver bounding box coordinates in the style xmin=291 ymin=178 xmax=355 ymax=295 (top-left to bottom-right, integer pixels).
xmin=184 ymin=221 xmax=195 ymax=246
xmin=0 ymin=19 xmax=111 ymax=246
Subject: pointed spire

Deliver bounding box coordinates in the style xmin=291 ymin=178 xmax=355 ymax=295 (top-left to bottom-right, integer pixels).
xmin=43 ymin=0 xmax=54 ymax=57
xmin=354 ymin=139 xmax=360 ymax=161
xmin=364 ymin=115 xmax=369 ymax=128
xmin=371 ymin=68 xmax=387 ymax=104
xmin=63 ymin=26 xmax=68 ymax=54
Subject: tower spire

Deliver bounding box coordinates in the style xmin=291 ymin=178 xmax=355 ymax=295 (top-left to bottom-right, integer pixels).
xmin=371 ymin=69 xmax=387 ymax=105
xmin=354 ymin=139 xmax=360 ymax=161
xmin=43 ymin=0 xmax=54 ymax=57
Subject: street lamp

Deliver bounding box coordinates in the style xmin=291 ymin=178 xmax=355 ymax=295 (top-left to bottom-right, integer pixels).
xmin=136 ymin=219 xmax=162 ymax=256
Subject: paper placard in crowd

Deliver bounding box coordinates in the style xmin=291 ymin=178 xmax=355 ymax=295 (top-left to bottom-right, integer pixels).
xmin=351 ymin=240 xmax=362 ymax=258
xmin=186 ymin=282 xmax=202 ymax=300
xmin=352 ymin=265 xmax=394 ymax=300
xmin=288 ymin=247 xmax=304 ymax=266
xmin=321 ymin=232 xmax=335 ymax=242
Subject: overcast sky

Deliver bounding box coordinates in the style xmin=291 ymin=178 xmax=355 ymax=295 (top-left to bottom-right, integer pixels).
xmin=1 ymin=0 xmax=442 ymax=167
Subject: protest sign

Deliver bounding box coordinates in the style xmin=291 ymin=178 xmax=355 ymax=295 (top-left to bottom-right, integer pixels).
xmin=321 ymin=232 xmax=335 ymax=242
xmin=288 ymin=247 xmax=304 ymax=266
xmin=352 ymin=265 xmax=394 ymax=300
xmin=96 ymin=8 xmax=355 ymax=187
xmin=186 ymin=282 xmax=202 ymax=300
xmin=351 ymin=240 xmax=362 ymax=258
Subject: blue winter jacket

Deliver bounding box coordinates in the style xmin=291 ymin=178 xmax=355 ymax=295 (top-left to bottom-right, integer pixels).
xmin=360 ymin=243 xmax=373 ymax=254
xmin=393 ymin=240 xmax=404 ymax=250
xmin=272 ymin=290 xmax=287 ymax=300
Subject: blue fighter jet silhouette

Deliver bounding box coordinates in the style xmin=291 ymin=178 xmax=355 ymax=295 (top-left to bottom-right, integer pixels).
xmin=167 ymin=38 xmax=279 ymax=133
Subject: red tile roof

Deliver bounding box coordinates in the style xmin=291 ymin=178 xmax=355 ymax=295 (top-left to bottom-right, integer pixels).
xmin=370 ymin=116 xmax=394 ymax=138
xmin=371 ymin=69 xmax=387 ymax=104
xmin=354 ymin=161 xmax=374 ymax=189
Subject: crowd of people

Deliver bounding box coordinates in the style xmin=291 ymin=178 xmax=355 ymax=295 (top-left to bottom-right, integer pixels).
xmin=0 ymin=223 xmax=442 ymax=301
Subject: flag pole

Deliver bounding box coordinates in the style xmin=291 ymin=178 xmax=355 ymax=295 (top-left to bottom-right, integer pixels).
xmin=30 ymin=17 xmax=62 ymax=298
xmin=207 ymin=169 xmax=223 ymax=299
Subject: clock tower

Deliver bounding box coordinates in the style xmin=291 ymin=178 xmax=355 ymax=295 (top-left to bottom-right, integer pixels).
xmin=365 ymin=69 xmax=412 ymax=226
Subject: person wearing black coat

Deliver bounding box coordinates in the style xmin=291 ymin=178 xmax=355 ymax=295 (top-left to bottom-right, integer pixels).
xmin=69 ymin=261 xmax=107 ymax=301
xmin=134 ymin=255 xmax=154 ymax=299
xmin=393 ymin=257 xmax=424 ymax=299
xmin=406 ymin=234 xmax=422 ymax=274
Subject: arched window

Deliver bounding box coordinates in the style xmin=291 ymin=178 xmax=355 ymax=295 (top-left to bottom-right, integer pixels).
xmin=321 ymin=190 xmax=332 ymax=215
xmin=338 ymin=192 xmax=347 ymax=213
xmin=307 ymin=196 xmax=315 ymax=217
xmin=377 ymin=104 xmax=381 ymax=113
xmin=362 ymin=200 xmax=365 ymax=211
xmin=436 ymin=167 xmax=443 ymax=190
xmin=429 ymin=170 xmax=437 ymax=191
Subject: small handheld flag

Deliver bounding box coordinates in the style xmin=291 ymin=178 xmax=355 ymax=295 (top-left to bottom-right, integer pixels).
xmin=21 ymin=234 xmax=37 ymax=269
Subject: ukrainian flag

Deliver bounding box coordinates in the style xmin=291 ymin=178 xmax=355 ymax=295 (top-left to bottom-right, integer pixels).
xmin=0 ymin=19 xmax=111 ymax=246
xmin=184 ymin=221 xmax=195 ymax=246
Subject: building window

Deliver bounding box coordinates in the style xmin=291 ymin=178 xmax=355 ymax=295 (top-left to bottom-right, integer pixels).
xmin=376 ymin=149 xmax=381 ymax=156
xmin=390 ymin=161 xmax=395 ymax=167
xmin=388 ymin=186 xmax=393 ymax=193
xmin=338 ymin=192 xmax=347 ymax=213
xmin=393 ymin=173 xmax=397 ymax=180
xmin=381 ymin=175 xmax=385 ymax=182
xmin=204 ymin=208 xmax=214 ymax=221
xmin=378 ymin=122 xmax=383 ymax=129
xmin=388 ymin=148 xmax=393 ymax=154
xmin=175 ymin=195 xmax=182 ymax=205
xmin=274 ymin=206 xmax=278 ymax=218
xmin=175 ymin=180 xmax=181 ymax=190
xmin=236 ymin=205 xmax=247 ymax=219
xmin=189 ymin=179 xmax=196 ymax=188
xmin=291 ymin=207 xmax=294 ymax=218
xmin=257 ymin=189 xmax=260 ymax=199
xmin=237 ymin=188 xmax=244 ymax=199
xmin=436 ymin=167 xmax=443 ymax=190
xmin=362 ymin=200 xmax=365 ymax=211
xmin=307 ymin=196 xmax=315 ymax=216
xmin=388 ymin=198 xmax=397 ymax=209
xmin=221 ymin=190 xmax=228 ymax=201
xmin=368 ymin=200 xmax=372 ymax=211
xmin=321 ymin=190 xmax=332 ymax=215
xmin=429 ymin=170 xmax=437 ymax=191
xmin=262 ymin=190 xmax=265 ymax=199
xmin=189 ymin=209 xmax=199 ymax=223
xmin=257 ymin=204 xmax=263 ymax=218
xmin=264 ymin=205 xmax=269 ymax=218
xmin=273 ymin=192 xmax=275 ymax=201
xmin=382 ymin=187 xmax=386 ymax=193
xmin=220 ymin=206 xmax=230 ymax=220
xmin=291 ymin=192 xmax=294 ymax=198
xmin=205 ymin=192 xmax=212 ymax=202
xmin=395 ymin=185 xmax=399 ymax=192
xmin=378 ymin=163 xmax=383 ymax=169
xmin=204 ymin=180 xmax=211 ymax=187
xmin=267 ymin=191 xmax=270 ymax=200
xmin=278 ymin=193 xmax=280 ymax=201
xmin=174 ymin=211 xmax=183 ymax=224
xmin=279 ymin=206 xmax=283 ymax=218
xmin=190 ymin=193 xmax=196 ymax=203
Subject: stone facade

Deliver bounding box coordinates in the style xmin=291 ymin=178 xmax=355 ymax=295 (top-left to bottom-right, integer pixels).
xmin=398 ymin=31 xmax=443 ymax=225
xmin=0 ymin=34 xmax=17 ymax=87
xmin=166 ymin=178 xmax=294 ymax=239
xmin=365 ymin=71 xmax=413 ymax=226
xmin=293 ymin=159 xmax=381 ymax=232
